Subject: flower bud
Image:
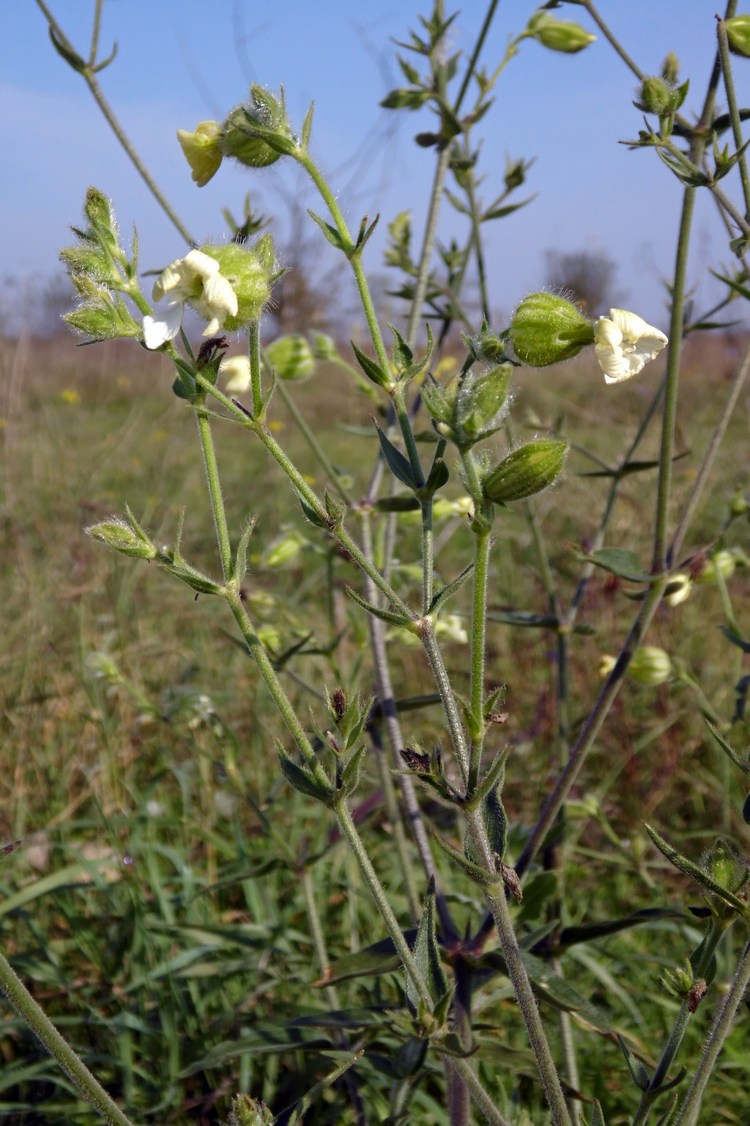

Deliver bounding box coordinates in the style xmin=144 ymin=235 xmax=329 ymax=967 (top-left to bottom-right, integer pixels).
xmin=636 ymin=77 xmax=677 ymax=115
xmin=226 ymin=1094 xmax=274 ymax=1126
xmin=726 ymin=15 xmax=750 ymax=58
xmin=221 ymin=86 xmax=296 ymax=168
xmin=661 ymin=52 xmax=680 ymax=86
xmin=65 ymin=293 xmax=142 ymax=342
xmin=201 ymin=236 xmax=278 ymax=329
xmin=695 ymin=549 xmax=736 ymax=584
xmin=627 ymin=647 xmax=672 ymax=686
xmin=265 ymin=334 xmax=315 ymax=381
xmin=509 ymin=293 xmax=594 ymax=367
xmin=484 ymin=439 xmax=569 ymax=504
xmin=312 ymin=333 xmax=338 ymax=360
xmin=527 ymin=13 xmax=596 ymax=54
xmin=701 ymin=838 xmax=749 ymax=896
xmin=177 ymin=120 xmax=223 ymax=186
xmin=453 ymin=364 xmax=513 ymax=448
xmin=87 ymin=518 xmax=158 ymax=559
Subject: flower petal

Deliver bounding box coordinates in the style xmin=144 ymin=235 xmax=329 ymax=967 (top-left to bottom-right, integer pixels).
xmin=219 ymin=354 xmax=251 ymax=392
xmin=142 ymin=300 xmax=183 ymax=349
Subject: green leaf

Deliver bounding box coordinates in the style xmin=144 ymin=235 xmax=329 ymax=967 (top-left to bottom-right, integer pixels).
xmin=428 ymin=562 xmax=474 ymax=616
xmin=407 ymin=878 xmax=447 ymax=1011
xmin=351 ymin=341 xmax=391 ymax=389
xmin=300 ymin=101 xmax=314 ymax=150
xmin=380 ymin=87 xmax=432 ymax=110
xmin=344 ymin=584 xmax=415 ymax=629
xmin=577 ymin=547 xmax=652 ymax=583
xmin=277 ymin=747 xmax=333 ymax=804
xmin=388 ymin=323 xmax=413 ymax=370
xmin=430 ymin=830 xmax=501 ymax=889
xmin=374 ymin=422 xmax=419 ymax=489
xmin=374 ymin=495 xmax=421 ymax=513
xmin=307 ymin=209 xmax=350 ymax=254
xmin=616 ymin=1034 xmax=651 ymax=1090
xmin=705 ymin=721 xmax=750 ymax=776
xmin=424 ymin=457 xmax=449 ymax=496
xmin=558 ymin=907 xmax=687 ymax=950
xmin=323 ymin=932 xmax=418 ymax=985
xmin=644 ymin=824 xmax=749 ymax=915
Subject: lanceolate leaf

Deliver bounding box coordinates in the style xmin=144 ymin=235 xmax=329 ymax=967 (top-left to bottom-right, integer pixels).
xmin=576 ymin=548 xmax=653 ymax=583
xmin=428 ymin=562 xmax=474 ymax=615
xmin=374 ymin=422 xmax=420 ymax=489
xmin=644 ymin=824 xmax=749 ymax=915
xmin=344 ymin=584 xmax=415 ymax=629
xmin=407 ymin=879 xmax=447 ymax=1010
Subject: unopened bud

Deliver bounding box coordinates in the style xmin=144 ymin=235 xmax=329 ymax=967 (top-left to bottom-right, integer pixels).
xmin=636 ymin=76 xmax=677 ymax=115
xmin=695 ymin=549 xmax=736 ymax=584
xmin=201 ymin=236 xmax=278 ymax=329
xmin=509 ymin=293 xmax=594 ymax=367
xmin=726 ymin=15 xmax=750 ymax=58
xmin=701 ymin=837 xmax=748 ymax=895
xmin=628 ymin=647 xmax=672 ymax=686
xmin=527 ymin=13 xmax=596 ymax=54
xmin=453 ymin=364 xmax=513 ymax=448
xmin=265 ymin=334 xmax=315 ymax=381
xmin=87 ymin=518 xmax=158 ymax=559
xmin=312 ymin=333 xmax=338 ymax=360
xmin=221 ymin=86 xmax=297 ymax=168
xmin=484 ymin=439 xmax=569 ymax=504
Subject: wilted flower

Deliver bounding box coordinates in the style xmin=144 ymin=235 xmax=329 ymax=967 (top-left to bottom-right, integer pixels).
xmin=219 ymin=354 xmax=251 ymax=393
xmin=143 ymin=249 xmax=238 ymax=349
xmin=177 ymin=121 xmax=223 ymax=186
xmin=594 ymin=309 xmax=668 ymax=383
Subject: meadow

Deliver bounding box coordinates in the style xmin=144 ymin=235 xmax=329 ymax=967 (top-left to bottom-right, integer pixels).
xmin=1 ymin=324 xmax=748 ymax=1124
xmin=4 ymin=1 xmax=750 ymax=1124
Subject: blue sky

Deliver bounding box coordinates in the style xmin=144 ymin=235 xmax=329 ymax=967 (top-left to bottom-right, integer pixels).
xmin=3 ymin=2 xmax=748 ymax=330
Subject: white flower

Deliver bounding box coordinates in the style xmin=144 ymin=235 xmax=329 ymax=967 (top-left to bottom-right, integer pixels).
xmin=142 ymin=249 xmax=238 ymax=349
xmin=219 ymin=354 xmax=251 ymax=393
xmin=594 ymin=308 xmax=668 ymax=384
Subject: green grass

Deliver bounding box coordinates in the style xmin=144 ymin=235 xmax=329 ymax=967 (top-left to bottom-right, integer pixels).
xmin=1 ymin=330 xmax=749 ymax=1122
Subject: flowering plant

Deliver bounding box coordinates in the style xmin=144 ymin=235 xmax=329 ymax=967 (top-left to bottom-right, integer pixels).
xmin=6 ymin=2 xmax=750 ymax=1124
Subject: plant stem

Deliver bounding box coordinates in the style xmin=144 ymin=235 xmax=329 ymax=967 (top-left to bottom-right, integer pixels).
xmin=249 ymin=319 xmax=263 ymax=421
xmin=196 ymin=373 xmax=416 ymax=618
xmin=333 ymin=801 xmax=434 ymax=1010
xmin=464 ymin=809 xmax=572 ymax=1126
xmin=222 ymin=584 xmax=434 ymax=1008
xmin=669 ymin=337 xmax=750 ymax=562
xmin=35 ymin=0 xmax=194 ymax=246
xmin=631 ymin=920 xmax=729 ymax=1124
xmin=450 ymin=1055 xmax=512 ymax=1126
xmin=516 ymin=576 xmax=668 ymax=878
xmin=0 ymin=951 xmax=133 ymax=1126
xmin=674 ymin=937 xmax=750 ymax=1126
xmin=651 ymin=187 xmax=695 ymax=571
xmin=359 ymin=512 xmax=442 ymax=927
xmin=274 ymin=378 xmax=355 ymax=505
xmin=195 ymin=405 xmax=232 ymax=582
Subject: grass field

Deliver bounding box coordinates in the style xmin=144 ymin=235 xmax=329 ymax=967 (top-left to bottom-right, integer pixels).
xmin=1 ymin=325 xmax=749 ymax=1123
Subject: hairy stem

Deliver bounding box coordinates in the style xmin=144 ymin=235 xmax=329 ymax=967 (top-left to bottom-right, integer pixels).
xmin=0 ymin=951 xmax=133 ymax=1126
